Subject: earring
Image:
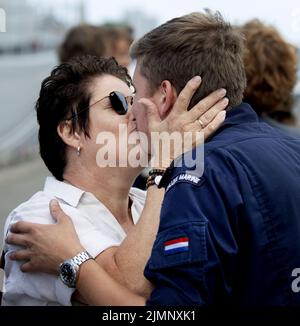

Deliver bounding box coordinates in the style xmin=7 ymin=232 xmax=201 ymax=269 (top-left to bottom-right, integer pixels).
xmin=77 ymin=146 xmax=81 ymax=156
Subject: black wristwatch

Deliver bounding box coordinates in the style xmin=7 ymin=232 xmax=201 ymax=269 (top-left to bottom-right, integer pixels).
xmin=59 ymin=251 xmax=93 ymax=288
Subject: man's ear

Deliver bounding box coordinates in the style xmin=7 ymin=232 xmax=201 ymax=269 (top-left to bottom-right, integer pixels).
xmin=156 ymin=80 xmax=177 ymax=119
xmin=57 ymin=121 xmax=81 ymax=149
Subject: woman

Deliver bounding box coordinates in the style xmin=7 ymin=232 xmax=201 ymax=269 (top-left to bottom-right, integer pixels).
xmin=3 ymin=55 xmax=227 ymax=305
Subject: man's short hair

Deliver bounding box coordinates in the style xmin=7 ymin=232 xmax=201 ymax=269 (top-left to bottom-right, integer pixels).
xmin=36 ymin=56 xmax=132 ymax=181
xmin=131 ymin=11 xmax=246 ymax=108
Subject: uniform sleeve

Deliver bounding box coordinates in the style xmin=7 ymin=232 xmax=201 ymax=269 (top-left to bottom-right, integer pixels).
xmin=145 ymin=153 xmax=245 ymax=306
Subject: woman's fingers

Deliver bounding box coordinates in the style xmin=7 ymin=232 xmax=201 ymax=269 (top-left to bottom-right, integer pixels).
xmin=178 ymin=110 xmax=225 ymax=157
xmin=172 ymin=76 xmax=202 ymax=114
xmin=197 ymin=97 xmax=228 ymax=128
xmin=202 ymin=111 xmax=226 ymax=140
xmin=192 ymin=97 xmax=229 ymax=129
xmin=188 ymin=89 xmax=227 ymax=123
xmin=138 ymin=98 xmax=161 ymax=129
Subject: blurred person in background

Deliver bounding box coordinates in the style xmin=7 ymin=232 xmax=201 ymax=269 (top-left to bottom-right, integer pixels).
xmin=58 ymin=23 xmax=134 ymax=70
xmin=102 ymin=24 xmax=134 ymax=70
xmin=240 ymin=19 xmax=300 ymax=137
xmin=58 ymin=24 xmax=106 ymax=63
xmin=1 ymin=55 xmax=226 ymax=305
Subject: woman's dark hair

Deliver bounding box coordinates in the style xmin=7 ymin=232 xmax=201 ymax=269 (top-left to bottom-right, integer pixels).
xmin=36 ymin=55 xmax=132 ymax=180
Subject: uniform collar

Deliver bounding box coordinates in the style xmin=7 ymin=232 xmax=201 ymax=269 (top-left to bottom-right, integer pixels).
xmin=206 ymin=102 xmax=259 ymax=141
xmin=44 ymin=176 xmax=85 ymax=207
xmin=222 ymin=102 xmax=258 ymax=127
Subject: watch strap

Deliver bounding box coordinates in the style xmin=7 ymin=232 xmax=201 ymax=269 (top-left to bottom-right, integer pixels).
xmin=71 ymin=251 xmax=93 ymax=266
xmin=59 ymin=251 xmax=93 ymax=288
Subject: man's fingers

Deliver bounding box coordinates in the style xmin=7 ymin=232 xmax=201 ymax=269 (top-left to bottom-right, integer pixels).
xmin=10 ymin=221 xmax=37 ymax=234
xmin=188 ymin=88 xmax=227 ymax=122
xmin=172 ymin=76 xmax=202 ymax=114
xmin=20 ymin=261 xmax=33 ymax=273
xmin=49 ymin=199 xmax=69 ymax=224
xmin=10 ymin=249 xmax=32 ymax=261
xmin=6 ymin=233 xmax=29 ymax=247
xmin=203 ymin=111 xmax=226 ymax=140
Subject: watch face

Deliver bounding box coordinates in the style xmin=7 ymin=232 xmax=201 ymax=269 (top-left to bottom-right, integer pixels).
xmin=59 ymin=262 xmax=77 ymax=287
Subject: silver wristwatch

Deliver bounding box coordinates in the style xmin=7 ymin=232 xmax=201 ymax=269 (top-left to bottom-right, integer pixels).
xmin=59 ymin=251 xmax=93 ymax=288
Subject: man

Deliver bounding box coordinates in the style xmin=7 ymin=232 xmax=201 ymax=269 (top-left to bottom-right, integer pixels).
xmin=6 ymin=11 xmax=300 ymax=305
xmin=130 ymin=11 xmax=300 ymax=305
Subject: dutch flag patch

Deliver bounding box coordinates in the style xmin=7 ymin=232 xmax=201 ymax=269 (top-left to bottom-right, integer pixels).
xmin=164 ymin=237 xmax=189 ymax=255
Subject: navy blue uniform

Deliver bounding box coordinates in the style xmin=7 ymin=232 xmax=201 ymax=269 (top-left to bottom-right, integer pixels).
xmin=145 ymin=103 xmax=300 ymax=306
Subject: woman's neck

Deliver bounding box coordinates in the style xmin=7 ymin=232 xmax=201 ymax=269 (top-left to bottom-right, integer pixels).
xmin=63 ymin=166 xmax=137 ymax=225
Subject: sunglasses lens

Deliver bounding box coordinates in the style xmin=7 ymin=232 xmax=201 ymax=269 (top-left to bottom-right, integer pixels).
xmin=109 ymin=91 xmax=128 ymax=115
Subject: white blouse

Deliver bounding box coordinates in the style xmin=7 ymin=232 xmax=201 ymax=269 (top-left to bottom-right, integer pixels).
xmin=2 ymin=176 xmax=146 ymax=306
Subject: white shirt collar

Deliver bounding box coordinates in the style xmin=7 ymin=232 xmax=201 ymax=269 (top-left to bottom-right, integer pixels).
xmin=44 ymin=177 xmax=85 ymax=207
xmin=43 ymin=177 xmax=146 ymax=225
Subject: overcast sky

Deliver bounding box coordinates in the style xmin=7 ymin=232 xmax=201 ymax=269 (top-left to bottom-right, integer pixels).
xmin=35 ymin=0 xmax=300 ymax=45
xmin=82 ymin=0 xmax=300 ymax=44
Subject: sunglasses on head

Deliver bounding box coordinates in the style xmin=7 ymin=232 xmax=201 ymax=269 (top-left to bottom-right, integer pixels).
xmin=70 ymin=91 xmax=133 ymax=120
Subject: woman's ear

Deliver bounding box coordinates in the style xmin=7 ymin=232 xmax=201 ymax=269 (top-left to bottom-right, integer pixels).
xmin=157 ymin=80 xmax=177 ymax=119
xmin=57 ymin=121 xmax=81 ymax=149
